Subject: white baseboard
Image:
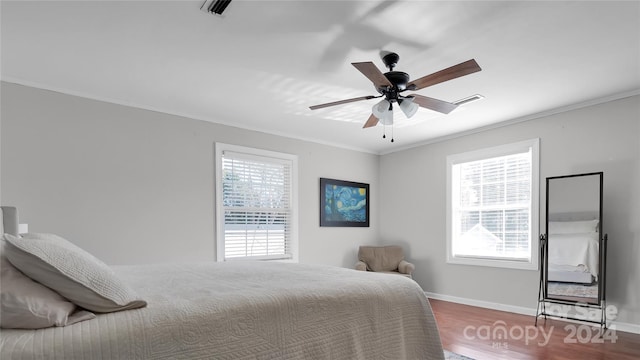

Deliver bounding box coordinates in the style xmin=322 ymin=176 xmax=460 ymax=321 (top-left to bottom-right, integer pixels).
xmin=425 ymin=291 xmax=640 ymax=335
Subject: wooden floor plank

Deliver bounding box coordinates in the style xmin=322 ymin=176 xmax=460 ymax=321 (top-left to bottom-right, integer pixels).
xmin=429 ymin=299 xmax=640 ymax=360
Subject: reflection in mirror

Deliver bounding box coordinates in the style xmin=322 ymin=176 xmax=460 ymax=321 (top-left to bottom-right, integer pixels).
xmin=545 ymin=173 xmax=602 ymax=305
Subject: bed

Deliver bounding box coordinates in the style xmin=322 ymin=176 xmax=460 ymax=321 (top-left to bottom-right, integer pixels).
xmin=547 ymin=215 xmax=599 ymax=284
xmin=0 ymin=207 xmax=444 ymax=359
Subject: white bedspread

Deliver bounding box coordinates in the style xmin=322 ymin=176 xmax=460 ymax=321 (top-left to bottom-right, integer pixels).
xmin=548 ymin=232 xmax=599 ymax=278
xmin=0 ymin=261 xmax=444 ymax=360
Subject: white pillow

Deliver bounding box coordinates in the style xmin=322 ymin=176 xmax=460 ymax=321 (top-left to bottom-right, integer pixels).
xmin=548 ymin=219 xmax=598 ymax=234
xmin=3 ymin=233 xmax=147 ymax=313
xmin=1 ymin=238 xmax=95 ymax=329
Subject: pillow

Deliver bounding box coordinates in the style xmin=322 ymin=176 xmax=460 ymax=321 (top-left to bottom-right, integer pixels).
xmin=548 ymin=219 xmax=598 ymax=234
xmin=3 ymin=233 xmax=147 ymax=313
xmin=1 ymin=238 xmax=96 ymax=329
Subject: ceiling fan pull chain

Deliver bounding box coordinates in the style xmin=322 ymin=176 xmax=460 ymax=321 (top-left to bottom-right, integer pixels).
xmin=382 ymin=123 xmax=386 ymax=139
xmin=391 ymin=124 xmax=394 ymax=143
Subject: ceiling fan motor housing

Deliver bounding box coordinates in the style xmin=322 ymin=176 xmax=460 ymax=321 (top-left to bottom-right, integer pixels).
xmin=379 ymin=71 xmax=410 ymax=101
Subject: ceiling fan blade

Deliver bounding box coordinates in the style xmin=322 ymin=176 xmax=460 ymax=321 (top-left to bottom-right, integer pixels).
xmin=309 ymin=95 xmax=376 ymax=110
xmin=408 ymin=94 xmax=458 ymax=114
xmin=407 ymin=59 xmax=481 ymax=91
xmin=352 ymin=62 xmax=393 ymax=89
xmin=363 ymin=114 xmax=379 ymax=128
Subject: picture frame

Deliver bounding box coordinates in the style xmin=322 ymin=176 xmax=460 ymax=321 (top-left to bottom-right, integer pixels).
xmin=320 ymin=178 xmax=369 ymax=227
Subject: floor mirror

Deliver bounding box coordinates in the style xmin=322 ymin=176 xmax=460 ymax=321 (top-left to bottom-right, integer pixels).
xmin=535 ymin=172 xmax=608 ymax=329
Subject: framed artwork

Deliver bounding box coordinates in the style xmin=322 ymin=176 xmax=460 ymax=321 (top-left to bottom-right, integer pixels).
xmin=320 ymin=178 xmax=369 ymax=227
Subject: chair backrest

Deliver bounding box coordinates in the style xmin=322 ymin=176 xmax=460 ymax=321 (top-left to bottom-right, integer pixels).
xmin=358 ymin=245 xmax=405 ymax=272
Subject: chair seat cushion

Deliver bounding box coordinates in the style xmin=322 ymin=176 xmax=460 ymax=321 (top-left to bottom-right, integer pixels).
xmin=376 ymin=270 xmax=412 ymax=278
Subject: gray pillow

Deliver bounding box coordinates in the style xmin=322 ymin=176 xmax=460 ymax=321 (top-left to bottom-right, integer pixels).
xmin=4 ymin=233 xmax=147 ymax=313
xmin=1 ymin=238 xmax=95 ymax=329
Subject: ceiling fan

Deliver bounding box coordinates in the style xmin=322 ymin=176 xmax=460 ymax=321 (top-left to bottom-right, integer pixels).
xmin=309 ymin=52 xmax=481 ymax=136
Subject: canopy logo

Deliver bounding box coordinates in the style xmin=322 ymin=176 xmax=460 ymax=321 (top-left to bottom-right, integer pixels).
xmin=464 ymin=304 xmax=619 ymax=349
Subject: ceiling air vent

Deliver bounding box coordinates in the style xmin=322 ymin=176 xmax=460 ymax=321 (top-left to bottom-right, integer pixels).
xmin=201 ymin=0 xmax=232 ymax=15
xmin=453 ymin=94 xmax=484 ymax=106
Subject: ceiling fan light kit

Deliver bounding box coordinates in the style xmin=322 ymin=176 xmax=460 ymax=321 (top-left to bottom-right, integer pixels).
xmin=398 ymin=97 xmax=419 ymax=118
xmin=372 ymin=99 xmax=391 ymax=119
xmin=310 ymin=52 xmax=482 ymax=142
xmin=373 ymin=100 xmax=393 ymax=125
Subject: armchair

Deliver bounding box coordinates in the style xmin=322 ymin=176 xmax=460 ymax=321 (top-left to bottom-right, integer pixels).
xmin=355 ymin=245 xmax=415 ymax=278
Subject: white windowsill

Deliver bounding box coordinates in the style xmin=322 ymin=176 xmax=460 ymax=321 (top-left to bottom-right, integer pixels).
xmin=447 ymin=254 xmax=538 ymax=270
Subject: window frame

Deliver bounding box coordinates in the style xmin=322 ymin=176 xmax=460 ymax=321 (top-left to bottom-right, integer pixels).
xmin=446 ymin=138 xmax=540 ymax=270
xmin=215 ymin=143 xmax=298 ymax=263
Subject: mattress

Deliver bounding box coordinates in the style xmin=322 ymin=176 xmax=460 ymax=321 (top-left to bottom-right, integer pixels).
xmin=0 ymin=261 xmax=444 ymax=360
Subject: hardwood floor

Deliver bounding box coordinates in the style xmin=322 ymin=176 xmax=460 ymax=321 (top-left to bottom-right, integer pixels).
xmin=429 ymin=299 xmax=640 ymax=360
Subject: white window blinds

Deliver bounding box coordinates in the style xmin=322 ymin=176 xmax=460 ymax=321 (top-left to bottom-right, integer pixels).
xmin=447 ymin=139 xmax=539 ymax=269
xmin=216 ymin=144 xmax=297 ymax=262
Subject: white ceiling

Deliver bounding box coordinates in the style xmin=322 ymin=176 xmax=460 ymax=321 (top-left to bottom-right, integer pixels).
xmin=2 ymin=1 xmax=639 ymax=154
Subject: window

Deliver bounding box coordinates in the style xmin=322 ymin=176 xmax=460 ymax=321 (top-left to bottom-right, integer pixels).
xmin=215 ymin=143 xmax=298 ymax=262
xmin=446 ymin=139 xmax=539 ymax=270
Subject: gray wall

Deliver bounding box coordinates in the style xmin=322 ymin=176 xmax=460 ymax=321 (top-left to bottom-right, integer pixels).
xmin=2 ymin=81 xmax=639 ymax=327
xmin=379 ymin=95 xmax=640 ymax=326
xmin=0 ymin=82 xmax=380 ymax=267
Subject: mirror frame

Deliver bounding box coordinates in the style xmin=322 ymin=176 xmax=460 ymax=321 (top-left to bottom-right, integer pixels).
xmin=543 ymin=171 xmax=604 ymax=305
